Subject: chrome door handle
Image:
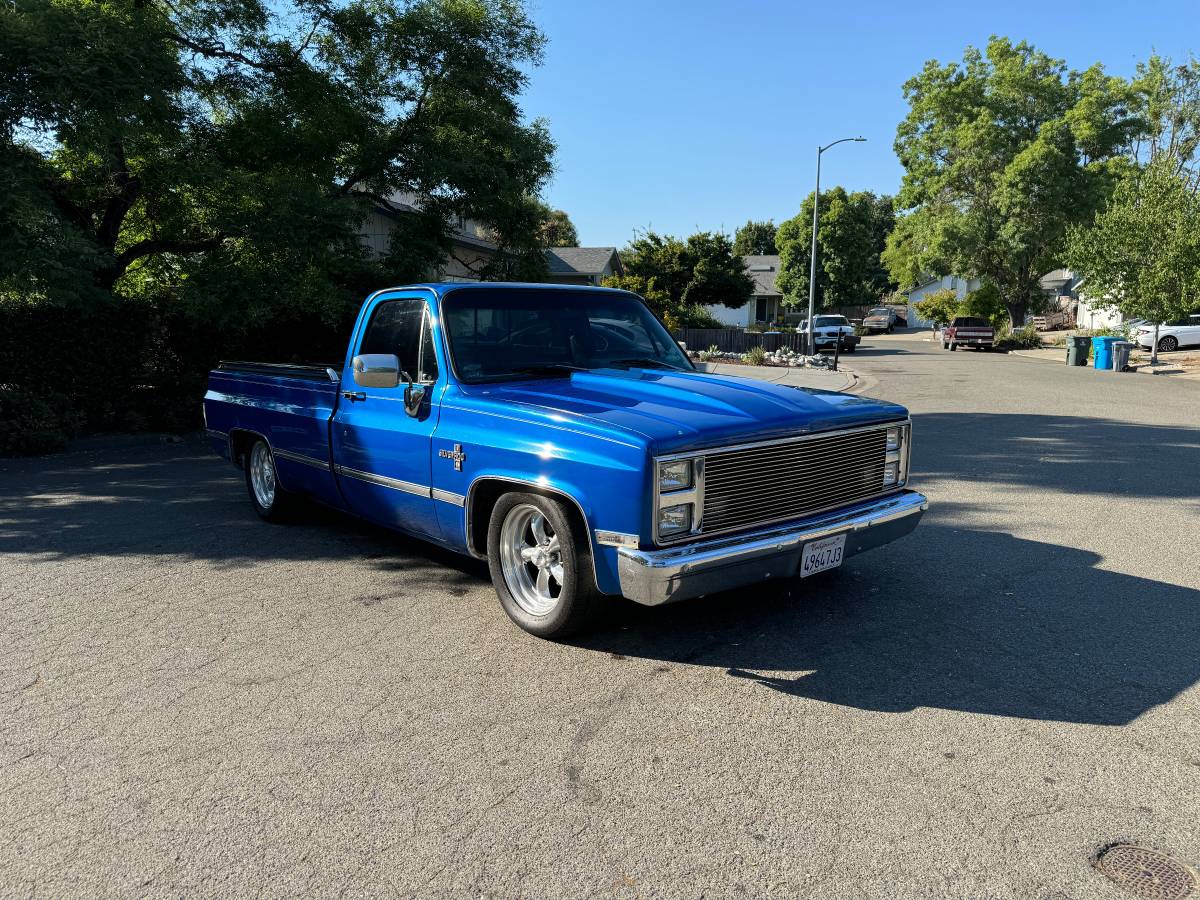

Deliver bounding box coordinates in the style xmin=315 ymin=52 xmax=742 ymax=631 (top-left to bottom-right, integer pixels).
xmin=342 ymin=391 xmax=366 ymax=402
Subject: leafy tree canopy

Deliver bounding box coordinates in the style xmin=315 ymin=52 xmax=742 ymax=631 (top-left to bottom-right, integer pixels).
xmin=1066 ymin=158 xmax=1200 ymax=331
xmin=776 ymin=188 xmax=896 ymax=309
xmin=620 ymin=230 xmax=754 ymax=310
xmin=0 ymin=0 xmax=554 ymax=325
xmin=534 ymin=202 xmax=579 ymax=247
xmin=885 ymin=36 xmax=1141 ymax=327
xmin=1130 ymin=54 xmax=1200 ymax=187
xmin=733 ymin=220 xmax=778 ymax=256
xmin=912 ymin=289 xmax=961 ymax=328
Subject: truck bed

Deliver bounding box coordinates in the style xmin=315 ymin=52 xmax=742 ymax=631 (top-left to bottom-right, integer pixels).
xmin=203 ymin=360 xmax=344 ymax=508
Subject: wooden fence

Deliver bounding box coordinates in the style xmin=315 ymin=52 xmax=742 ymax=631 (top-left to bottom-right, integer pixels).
xmin=673 ymin=328 xmax=807 ymax=353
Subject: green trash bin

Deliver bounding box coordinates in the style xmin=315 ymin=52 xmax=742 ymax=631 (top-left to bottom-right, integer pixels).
xmin=1066 ymin=335 xmax=1090 ymax=366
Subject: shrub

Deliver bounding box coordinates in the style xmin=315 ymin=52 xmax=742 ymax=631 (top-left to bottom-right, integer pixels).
xmin=0 ymin=387 xmax=83 ymax=456
xmin=699 ymin=344 xmax=722 ymax=362
xmin=996 ymin=323 xmax=1043 ymax=350
xmin=742 ymin=346 xmax=768 ymax=366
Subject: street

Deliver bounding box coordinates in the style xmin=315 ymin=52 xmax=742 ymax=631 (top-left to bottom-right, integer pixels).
xmin=3 ymin=333 xmax=1199 ymax=898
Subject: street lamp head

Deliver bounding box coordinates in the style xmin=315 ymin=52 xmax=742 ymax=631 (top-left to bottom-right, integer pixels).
xmin=853 ymin=136 xmax=867 ymax=142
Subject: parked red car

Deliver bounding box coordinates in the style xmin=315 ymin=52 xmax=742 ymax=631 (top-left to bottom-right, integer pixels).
xmin=942 ymin=317 xmax=994 ymax=351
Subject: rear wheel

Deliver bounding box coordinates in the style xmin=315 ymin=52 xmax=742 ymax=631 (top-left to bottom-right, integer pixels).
xmin=487 ymin=492 xmax=601 ymax=638
xmin=244 ymin=439 xmax=293 ymax=521
xmin=1159 ymin=335 xmax=1179 ymax=352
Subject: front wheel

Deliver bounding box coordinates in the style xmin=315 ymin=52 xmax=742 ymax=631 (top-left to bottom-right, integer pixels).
xmin=487 ymin=492 xmax=601 ymax=638
xmin=1159 ymin=335 xmax=1179 ymax=352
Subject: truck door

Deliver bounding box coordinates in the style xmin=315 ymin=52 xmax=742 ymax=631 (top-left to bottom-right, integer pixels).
xmin=332 ymin=294 xmax=441 ymax=538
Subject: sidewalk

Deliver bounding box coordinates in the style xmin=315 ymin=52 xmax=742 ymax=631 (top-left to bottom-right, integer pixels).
xmin=696 ymin=360 xmax=857 ymax=392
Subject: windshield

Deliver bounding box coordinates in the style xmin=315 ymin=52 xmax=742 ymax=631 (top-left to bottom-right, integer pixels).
xmin=814 ymin=316 xmax=848 ymax=327
xmin=441 ymin=289 xmax=693 ymax=383
xmin=868 ymin=308 xmax=890 ymax=316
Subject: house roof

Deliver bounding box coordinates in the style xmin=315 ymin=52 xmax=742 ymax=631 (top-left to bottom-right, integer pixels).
xmin=544 ymin=247 xmax=623 ymax=276
xmin=743 ymin=255 xmax=782 ymax=297
xmin=1039 ymin=268 xmax=1075 ymax=290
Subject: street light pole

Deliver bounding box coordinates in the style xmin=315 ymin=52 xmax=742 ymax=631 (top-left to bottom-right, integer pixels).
xmin=805 ymin=136 xmax=866 ymax=357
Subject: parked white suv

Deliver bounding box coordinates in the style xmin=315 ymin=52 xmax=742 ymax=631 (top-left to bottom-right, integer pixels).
xmin=1135 ymin=314 xmax=1200 ymax=352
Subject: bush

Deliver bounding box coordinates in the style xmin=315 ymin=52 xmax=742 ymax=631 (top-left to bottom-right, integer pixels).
xmin=0 ymin=387 xmax=83 ymax=456
xmin=742 ymin=346 xmax=768 ymax=366
xmin=699 ymin=344 xmax=722 ymax=362
xmin=996 ymin=323 xmax=1043 ymax=350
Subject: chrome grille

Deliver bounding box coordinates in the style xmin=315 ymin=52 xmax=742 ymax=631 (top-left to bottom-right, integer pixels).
xmin=700 ymin=427 xmax=889 ymax=536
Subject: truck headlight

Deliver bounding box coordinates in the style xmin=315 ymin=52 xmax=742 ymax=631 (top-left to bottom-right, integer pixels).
xmin=658 ymin=459 xmax=693 ymax=492
xmin=883 ymin=461 xmax=899 ymax=486
xmin=885 ymin=426 xmax=901 ymax=451
xmin=658 ymin=503 xmax=692 ymax=537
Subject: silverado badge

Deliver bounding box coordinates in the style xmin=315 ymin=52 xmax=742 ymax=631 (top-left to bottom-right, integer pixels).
xmin=438 ymin=443 xmax=466 ymax=472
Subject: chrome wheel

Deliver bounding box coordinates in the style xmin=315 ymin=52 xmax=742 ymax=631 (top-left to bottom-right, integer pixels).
xmin=1159 ymin=336 xmax=1178 ymax=352
xmin=499 ymin=503 xmax=565 ymax=617
xmin=249 ymin=442 xmax=277 ymax=509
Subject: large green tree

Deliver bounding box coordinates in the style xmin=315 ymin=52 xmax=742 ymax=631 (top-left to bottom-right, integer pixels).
xmin=534 ymin=202 xmax=579 ymax=247
xmin=775 ymin=189 xmax=896 ymax=309
xmin=1130 ymin=54 xmax=1200 ymax=186
xmin=885 ymin=37 xmax=1141 ymax=327
xmin=621 ymin=230 xmax=754 ymax=309
xmin=732 ymin=219 xmax=778 ymax=256
xmin=0 ymin=0 xmax=554 ymax=325
xmin=1066 ymin=159 xmax=1200 ymax=361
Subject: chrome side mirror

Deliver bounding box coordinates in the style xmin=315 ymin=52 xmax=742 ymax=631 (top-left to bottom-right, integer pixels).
xmin=401 ymin=371 xmax=426 ymax=418
xmin=352 ymin=354 xmax=401 ymax=388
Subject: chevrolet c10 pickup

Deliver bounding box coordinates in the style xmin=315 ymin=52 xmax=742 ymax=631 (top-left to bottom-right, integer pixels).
xmin=204 ymin=283 xmax=927 ymax=638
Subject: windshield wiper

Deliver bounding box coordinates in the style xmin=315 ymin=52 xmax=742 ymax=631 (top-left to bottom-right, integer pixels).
xmin=506 ymin=364 xmax=587 ymax=378
xmin=606 ymin=358 xmax=683 ymax=371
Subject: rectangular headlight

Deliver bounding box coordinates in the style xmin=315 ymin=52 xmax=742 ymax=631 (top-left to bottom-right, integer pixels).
xmin=658 ymin=459 xmax=693 ymax=492
xmin=886 ymin=426 xmax=901 ymax=451
xmin=883 ymin=461 xmax=899 ymax=486
xmin=658 ymin=503 xmax=691 ymax=536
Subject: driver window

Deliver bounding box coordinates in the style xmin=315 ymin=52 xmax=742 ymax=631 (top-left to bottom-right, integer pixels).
xmin=360 ymin=299 xmax=439 ymax=383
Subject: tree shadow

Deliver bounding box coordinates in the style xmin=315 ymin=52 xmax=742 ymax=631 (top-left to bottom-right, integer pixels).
xmin=579 ymin=516 xmax=1200 ymax=727
xmin=912 ymin=413 xmax=1200 ymax=500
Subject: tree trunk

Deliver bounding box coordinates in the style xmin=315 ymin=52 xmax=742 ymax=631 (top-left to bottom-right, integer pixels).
xmin=1005 ymin=301 xmax=1027 ymax=330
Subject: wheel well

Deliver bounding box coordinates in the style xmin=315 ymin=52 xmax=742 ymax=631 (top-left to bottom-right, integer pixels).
xmin=467 ymin=479 xmax=590 ymax=560
xmin=228 ymin=429 xmax=264 ymax=469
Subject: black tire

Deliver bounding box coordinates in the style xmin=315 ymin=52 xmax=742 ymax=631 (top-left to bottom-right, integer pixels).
xmin=1158 ymin=336 xmax=1179 ymax=352
xmin=243 ymin=439 xmax=294 ymax=522
xmin=844 ymin=342 xmax=856 ymax=353
xmin=486 ymin=492 xmax=602 ymax=639
xmin=887 ymin=324 xmax=894 ymax=334
xmin=948 ymin=343 xmax=957 ymax=351
xmin=942 ymin=341 xmax=949 ymax=350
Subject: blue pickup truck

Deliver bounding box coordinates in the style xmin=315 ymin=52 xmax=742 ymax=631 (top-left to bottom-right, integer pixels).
xmin=204 ymin=283 xmax=926 ymax=638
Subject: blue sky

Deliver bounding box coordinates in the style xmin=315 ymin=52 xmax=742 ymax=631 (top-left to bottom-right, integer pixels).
xmin=519 ymin=0 xmax=1197 ymax=247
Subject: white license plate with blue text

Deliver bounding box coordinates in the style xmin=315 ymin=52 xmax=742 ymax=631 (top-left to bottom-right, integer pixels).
xmin=799 ymin=534 xmax=846 ymax=577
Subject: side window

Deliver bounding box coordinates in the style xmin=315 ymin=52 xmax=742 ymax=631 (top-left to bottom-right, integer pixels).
xmin=360 ymin=299 xmax=439 ymax=383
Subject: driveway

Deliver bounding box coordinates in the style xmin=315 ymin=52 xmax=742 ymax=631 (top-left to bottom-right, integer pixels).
xmin=3 ymin=337 xmax=1199 ymax=898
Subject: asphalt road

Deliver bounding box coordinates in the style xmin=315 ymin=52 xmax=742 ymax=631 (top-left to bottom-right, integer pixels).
xmin=3 ymin=333 xmax=1199 ymax=898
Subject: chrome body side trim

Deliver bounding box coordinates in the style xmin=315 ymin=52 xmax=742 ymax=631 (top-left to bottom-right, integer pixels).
xmin=334 ymin=464 xmax=429 ymax=498
xmin=617 ymin=490 xmax=928 ymax=606
xmin=273 ymin=448 xmax=332 ymax=471
xmin=431 ymin=488 xmax=466 ymax=507
xmin=596 ymin=530 xmax=639 ymax=548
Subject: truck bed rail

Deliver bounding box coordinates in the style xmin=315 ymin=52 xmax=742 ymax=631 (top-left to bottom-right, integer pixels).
xmin=217 ymin=360 xmax=341 ymax=383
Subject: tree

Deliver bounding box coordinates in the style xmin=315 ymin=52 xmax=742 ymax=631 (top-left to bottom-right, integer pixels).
xmin=1129 ymin=54 xmax=1200 ymax=188
xmin=775 ymin=189 xmax=896 ymax=309
xmin=0 ymin=0 xmax=554 ymax=323
xmin=1066 ymin=159 xmax=1200 ymax=362
xmin=912 ymin=289 xmax=961 ymax=328
xmin=887 ymin=37 xmax=1141 ymax=327
xmin=733 ymin=220 xmax=777 ymax=256
xmin=621 ymin=230 xmax=754 ymax=310
xmin=535 ymin=203 xmax=579 ymax=247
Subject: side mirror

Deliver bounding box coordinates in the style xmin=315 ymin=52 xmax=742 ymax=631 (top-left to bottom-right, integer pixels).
xmin=352 ymin=354 xmax=401 ymax=388
xmin=401 ymin=370 xmax=426 ymax=418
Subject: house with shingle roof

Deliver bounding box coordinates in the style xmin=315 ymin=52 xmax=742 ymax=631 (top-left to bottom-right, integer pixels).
xmin=543 ymin=247 xmax=624 ymax=285
xmin=703 ymin=255 xmax=784 ymax=326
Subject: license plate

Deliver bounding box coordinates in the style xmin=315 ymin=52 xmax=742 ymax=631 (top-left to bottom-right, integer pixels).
xmin=799 ymin=534 xmax=846 ymax=577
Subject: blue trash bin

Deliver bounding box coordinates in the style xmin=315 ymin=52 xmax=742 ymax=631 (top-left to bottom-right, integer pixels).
xmin=1092 ymin=336 xmax=1118 ymax=370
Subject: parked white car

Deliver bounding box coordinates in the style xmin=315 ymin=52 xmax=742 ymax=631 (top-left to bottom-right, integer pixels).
xmin=1135 ymin=314 xmax=1200 ymax=352
xmin=801 ymin=315 xmax=861 ymax=352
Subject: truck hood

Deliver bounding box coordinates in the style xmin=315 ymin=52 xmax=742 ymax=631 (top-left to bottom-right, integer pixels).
xmin=457 ymin=367 xmax=908 ymax=455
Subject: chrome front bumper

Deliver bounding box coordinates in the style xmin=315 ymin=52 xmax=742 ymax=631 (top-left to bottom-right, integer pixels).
xmin=616 ymin=490 xmax=927 ymax=606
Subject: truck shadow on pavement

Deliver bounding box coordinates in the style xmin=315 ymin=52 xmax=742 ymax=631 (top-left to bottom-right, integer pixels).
xmin=583 ymin=517 xmax=1200 ymax=727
